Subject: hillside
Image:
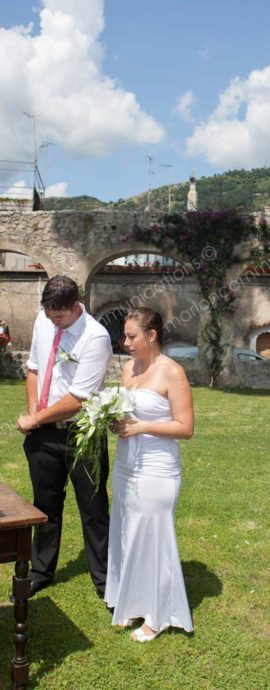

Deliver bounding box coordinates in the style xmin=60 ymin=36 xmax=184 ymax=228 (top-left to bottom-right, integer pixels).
xmin=44 ymin=194 xmax=107 ymax=211
xmin=44 ymin=166 xmax=270 ymax=214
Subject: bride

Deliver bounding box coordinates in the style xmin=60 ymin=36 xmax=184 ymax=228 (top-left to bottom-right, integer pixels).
xmin=104 ymin=307 xmax=194 ymax=642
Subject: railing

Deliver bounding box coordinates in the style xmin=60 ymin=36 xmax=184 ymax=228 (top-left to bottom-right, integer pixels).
xmin=0 ymin=159 xmax=45 ymax=212
xmin=101 ymin=263 xmax=182 ymax=273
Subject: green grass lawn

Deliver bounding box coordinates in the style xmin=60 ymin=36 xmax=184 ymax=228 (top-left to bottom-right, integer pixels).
xmin=0 ymin=381 xmax=269 ymax=690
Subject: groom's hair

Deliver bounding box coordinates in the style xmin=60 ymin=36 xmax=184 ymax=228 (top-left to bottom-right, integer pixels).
xmin=41 ymin=275 xmax=80 ymax=310
xmin=125 ymin=307 xmax=163 ymax=346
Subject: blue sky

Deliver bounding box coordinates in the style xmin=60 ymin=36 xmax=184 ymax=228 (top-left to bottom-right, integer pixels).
xmin=1 ymin=0 xmax=270 ymax=201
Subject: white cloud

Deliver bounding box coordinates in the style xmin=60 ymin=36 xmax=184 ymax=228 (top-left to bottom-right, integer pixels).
xmin=0 ymin=0 xmax=164 ymax=166
xmin=175 ymin=91 xmax=196 ymax=124
xmin=0 ymin=180 xmax=31 ymax=199
xmin=186 ymin=65 xmax=270 ymax=168
xmin=46 ymin=181 xmax=68 ymax=197
xmin=0 ymin=178 xmax=68 ymax=200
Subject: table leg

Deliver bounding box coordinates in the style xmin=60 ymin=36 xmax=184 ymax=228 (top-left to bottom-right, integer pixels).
xmin=11 ymin=560 xmax=31 ymax=690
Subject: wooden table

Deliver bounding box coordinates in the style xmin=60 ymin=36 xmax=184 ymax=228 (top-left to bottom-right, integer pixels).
xmin=0 ymin=483 xmax=47 ymax=690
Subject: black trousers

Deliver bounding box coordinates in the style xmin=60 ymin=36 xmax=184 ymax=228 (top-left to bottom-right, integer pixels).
xmin=23 ymin=424 xmax=109 ymax=596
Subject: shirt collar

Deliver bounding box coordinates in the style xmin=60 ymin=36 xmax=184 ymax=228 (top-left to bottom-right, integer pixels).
xmin=63 ymin=303 xmax=86 ymax=336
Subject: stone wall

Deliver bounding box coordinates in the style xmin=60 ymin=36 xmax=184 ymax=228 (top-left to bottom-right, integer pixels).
xmin=1 ymin=350 xmax=269 ymax=389
xmin=90 ymin=272 xmax=201 ymax=343
xmin=0 ymin=209 xmax=183 ymax=286
xmin=0 ymin=271 xmax=48 ymax=348
xmin=2 ymin=269 xmax=270 ymax=352
xmin=219 ymin=359 xmax=270 ymax=389
xmin=0 ymin=269 xmax=202 ymax=348
xmin=5 ymin=268 xmax=270 ymax=353
xmin=231 ymin=277 xmax=270 ymax=348
xmin=1 ymin=208 xmax=270 ymax=387
xmin=0 ymin=350 xmax=28 ymax=380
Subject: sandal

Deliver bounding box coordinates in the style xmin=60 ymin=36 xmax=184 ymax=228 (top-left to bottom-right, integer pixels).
xmin=131 ymin=625 xmax=164 ymax=642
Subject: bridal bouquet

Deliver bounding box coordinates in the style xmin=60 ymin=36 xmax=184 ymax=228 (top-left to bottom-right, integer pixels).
xmin=72 ymin=386 xmax=135 ymax=491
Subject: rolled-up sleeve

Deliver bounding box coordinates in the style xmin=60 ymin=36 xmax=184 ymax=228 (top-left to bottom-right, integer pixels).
xmin=69 ymin=334 xmax=112 ymax=399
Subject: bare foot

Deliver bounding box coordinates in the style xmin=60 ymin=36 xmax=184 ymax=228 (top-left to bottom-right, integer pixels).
xmin=140 ymin=623 xmax=156 ymax=636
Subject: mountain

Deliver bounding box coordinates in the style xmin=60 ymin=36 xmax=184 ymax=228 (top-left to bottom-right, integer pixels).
xmin=44 ymin=167 xmax=270 ymax=214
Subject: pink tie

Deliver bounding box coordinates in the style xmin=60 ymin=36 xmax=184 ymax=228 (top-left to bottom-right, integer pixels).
xmin=38 ymin=328 xmax=63 ymax=411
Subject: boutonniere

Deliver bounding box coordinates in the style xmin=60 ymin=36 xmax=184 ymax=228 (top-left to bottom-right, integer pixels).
xmin=56 ymin=347 xmax=79 ymax=364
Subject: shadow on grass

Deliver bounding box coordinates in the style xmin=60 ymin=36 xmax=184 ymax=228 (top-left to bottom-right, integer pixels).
xmin=53 ymin=553 xmax=222 ymax=613
xmin=0 ymin=596 xmax=92 ymax=689
xmin=216 ymin=387 xmax=269 ymax=396
xmin=55 ymin=548 xmax=89 ymax=584
xmin=168 ymin=560 xmax=223 ymax=638
xmin=183 ymin=560 xmax=222 ymax=611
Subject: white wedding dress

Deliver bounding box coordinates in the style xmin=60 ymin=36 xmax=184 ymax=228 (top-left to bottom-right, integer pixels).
xmin=104 ymin=389 xmax=193 ymax=633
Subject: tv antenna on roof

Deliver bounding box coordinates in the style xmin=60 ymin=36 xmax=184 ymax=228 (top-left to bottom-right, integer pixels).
xmin=145 ymin=154 xmax=155 ymax=211
xmin=160 ymin=162 xmax=173 ymax=212
xmin=22 ymin=111 xmax=37 ymax=165
xmin=22 ymin=111 xmax=45 ymax=208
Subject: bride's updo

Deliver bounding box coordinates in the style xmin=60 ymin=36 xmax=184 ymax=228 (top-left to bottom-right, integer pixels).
xmin=125 ymin=308 xmax=163 ymax=346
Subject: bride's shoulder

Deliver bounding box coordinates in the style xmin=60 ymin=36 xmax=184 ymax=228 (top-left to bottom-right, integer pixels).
xmin=159 ymin=353 xmax=187 ymax=379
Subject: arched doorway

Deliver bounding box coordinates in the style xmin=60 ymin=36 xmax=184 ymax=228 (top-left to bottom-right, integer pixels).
xmin=256 ymin=332 xmax=270 ymax=359
xmin=99 ymin=306 xmax=128 ymax=353
xmin=90 ymin=251 xmax=201 ymax=352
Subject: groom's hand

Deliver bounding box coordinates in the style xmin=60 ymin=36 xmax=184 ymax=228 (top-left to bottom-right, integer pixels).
xmin=17 ymin=414 xmax=39 ymax=434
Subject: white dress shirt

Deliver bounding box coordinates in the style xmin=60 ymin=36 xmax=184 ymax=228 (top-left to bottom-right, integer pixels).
xmin=27 ymin=305 xmax=112 ymax=410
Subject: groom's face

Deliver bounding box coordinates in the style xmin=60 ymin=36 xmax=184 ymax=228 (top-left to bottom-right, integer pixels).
xmin=44 ymin=301 xmax=81 ymax=329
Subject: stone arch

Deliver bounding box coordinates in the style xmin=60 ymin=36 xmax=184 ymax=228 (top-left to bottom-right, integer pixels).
xmin=84 ymin=247 xmax=189 ymax=313
xmin=0 ymin=237 xmax=52 ymax=277
xmin=0 ymin=209 xmax=190 ymax=288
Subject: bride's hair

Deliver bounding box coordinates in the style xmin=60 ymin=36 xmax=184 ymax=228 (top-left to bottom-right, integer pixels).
xmin=125 ymin=308 xmax=163 ymax=346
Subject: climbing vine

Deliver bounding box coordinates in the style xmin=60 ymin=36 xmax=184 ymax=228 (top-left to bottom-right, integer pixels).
xmin=128 ymin=209 xmax=270 ymax=385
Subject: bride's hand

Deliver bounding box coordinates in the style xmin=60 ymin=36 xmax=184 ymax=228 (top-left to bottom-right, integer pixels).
xmin=116 ymin=416 xmax=144 ymax=438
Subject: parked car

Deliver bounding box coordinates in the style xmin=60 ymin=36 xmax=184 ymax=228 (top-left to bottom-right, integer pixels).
xmin=163 ymin=342 xmax=268 ymax=362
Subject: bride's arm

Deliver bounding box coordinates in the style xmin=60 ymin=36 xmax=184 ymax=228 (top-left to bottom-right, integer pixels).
xmin=117 ymin=364 xmax=194 ymax=440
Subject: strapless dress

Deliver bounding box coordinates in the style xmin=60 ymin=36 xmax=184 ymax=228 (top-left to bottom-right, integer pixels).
xmin=104 ymin=388 xmax=193 ymax=633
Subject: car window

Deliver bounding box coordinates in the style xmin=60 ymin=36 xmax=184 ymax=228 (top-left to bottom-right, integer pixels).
xmin=237 ymin=353 xmax=258 ymax=361
xmin=166 ymin=347 xmax=197 ymax=358
xmin=166 ymin=347 xmax=187 ymax=357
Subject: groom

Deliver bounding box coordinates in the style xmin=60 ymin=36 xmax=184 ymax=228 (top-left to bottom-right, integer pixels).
xmin=17 ymin=275 xmax=112 ymax=599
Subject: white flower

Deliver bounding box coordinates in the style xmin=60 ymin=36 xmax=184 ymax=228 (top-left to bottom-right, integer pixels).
xmin=82 ymin=396 xmax=102 ymax=424
xmin=56 ymin=347 xmax=79 ymax=364
xmin=73 ymin=386 xmax=136 ymax=491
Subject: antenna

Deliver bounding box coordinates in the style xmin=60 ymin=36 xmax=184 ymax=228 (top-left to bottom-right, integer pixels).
xmin=145 ymin=154 xmax=155 ymax=211
xmin=39 ymin=142 xmax=55 ymax=183
xmin=160 ymin=162 xmax=173 ymax=212
xmin=39 ymin=142 xmax=54 ymax=150
xmin=22 ymin=111 xmax=45 ymax=209
xmin=22 ymin=111 xmax=37 ymax=165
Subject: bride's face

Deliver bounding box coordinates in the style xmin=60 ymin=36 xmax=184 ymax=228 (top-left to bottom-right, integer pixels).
xmin=124 ymin=318 xmax=153 ymax=357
